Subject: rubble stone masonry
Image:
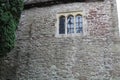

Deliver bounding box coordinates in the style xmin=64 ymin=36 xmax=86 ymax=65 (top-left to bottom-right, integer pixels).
xmin=0 ymin=0 xmax=120 ymax=80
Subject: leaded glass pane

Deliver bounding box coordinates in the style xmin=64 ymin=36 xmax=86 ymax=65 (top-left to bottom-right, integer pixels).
xmin=59 ymin=16 xmax=65 ymax=34
xmin=67 ymin=15 xmax=74 ymax=34
xmin=76 ymin=15 xmax=83 ymax=33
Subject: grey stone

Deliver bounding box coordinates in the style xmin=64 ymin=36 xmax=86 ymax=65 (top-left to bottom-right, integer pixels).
xmin=0 ymin=0 xmax=120 ymax=80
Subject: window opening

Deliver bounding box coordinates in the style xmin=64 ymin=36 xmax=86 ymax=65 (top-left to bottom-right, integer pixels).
xmin=76 ymin=14 xmax=83 ymax=33
xmin=67 ymin=15 xmax=74 ymax=34
xmin=59 ymin=16 xmax=65 ymax=34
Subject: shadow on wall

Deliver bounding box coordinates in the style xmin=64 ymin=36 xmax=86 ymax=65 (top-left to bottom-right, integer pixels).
xmin=24 ymin=0 xmax=104 ymax=9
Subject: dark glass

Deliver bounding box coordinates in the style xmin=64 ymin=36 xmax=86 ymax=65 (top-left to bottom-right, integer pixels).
xmin=76 ymin=15 xmax=83 ymax=33
xmin=67 ymin=15 xmax=74 ymax=34
xmin=59 ymin=16 xmax=65 ymax=34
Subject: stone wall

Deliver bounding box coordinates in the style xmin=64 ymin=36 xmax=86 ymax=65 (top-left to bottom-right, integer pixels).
xmin=0 ymin=0 xmax=120 ymax=80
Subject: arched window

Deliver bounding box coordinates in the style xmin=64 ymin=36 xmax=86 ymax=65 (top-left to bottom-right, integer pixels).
xmin=76 ymin=14 xmax=83 ymax=33
xmin=67 ymin=15 xmax=74 ymax=34
xmin=57 ymin=12 xmax=84 ymax=36
xmin=59 ymin=16 xmax=65 ymax=34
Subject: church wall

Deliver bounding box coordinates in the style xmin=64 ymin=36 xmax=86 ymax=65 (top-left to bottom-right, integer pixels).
xmin=0 ymin=0 xmax=120 ymax=80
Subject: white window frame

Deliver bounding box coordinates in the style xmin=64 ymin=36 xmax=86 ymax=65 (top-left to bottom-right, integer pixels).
xmin=55 ymin=11 xmax=87 ymax=37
